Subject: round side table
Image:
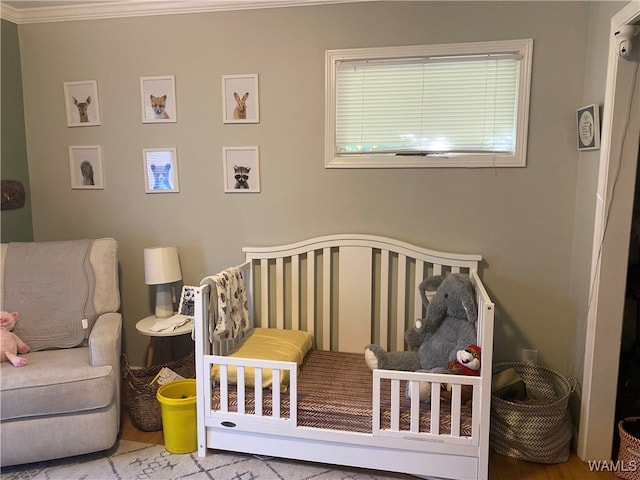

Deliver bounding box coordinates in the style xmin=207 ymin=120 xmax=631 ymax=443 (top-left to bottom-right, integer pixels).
xmin=136 ymin=315 xmax=193 ymax=367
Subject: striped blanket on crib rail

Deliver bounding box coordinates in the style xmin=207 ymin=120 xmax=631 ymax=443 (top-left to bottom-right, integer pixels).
xmin=200 ymin=265 xmax=250 ymax=342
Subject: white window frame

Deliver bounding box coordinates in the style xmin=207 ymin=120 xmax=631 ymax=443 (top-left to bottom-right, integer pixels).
xmin=325 ymin=39 xmax=533 ymax=168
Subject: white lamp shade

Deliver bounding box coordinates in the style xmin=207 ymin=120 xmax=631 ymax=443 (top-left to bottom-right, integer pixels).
xmin=144 ymin=246 xmax=182 ymax=285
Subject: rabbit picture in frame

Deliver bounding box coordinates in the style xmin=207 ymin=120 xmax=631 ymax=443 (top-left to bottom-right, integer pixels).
xmin=233 ymin=92 xmax=249 ymax=120
xmin=222 ymin=74 xmax=259 ymax=123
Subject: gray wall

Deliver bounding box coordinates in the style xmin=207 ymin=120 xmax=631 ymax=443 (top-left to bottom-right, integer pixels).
xmin=1 ymin=19 xmax=33 ymax=243
xmin=569 ymin=0 xmax=625 ymax=417
xmin=15 ymin=1 xmax=618 ymax=368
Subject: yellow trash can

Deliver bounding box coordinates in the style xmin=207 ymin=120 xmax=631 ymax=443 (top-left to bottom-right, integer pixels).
xmin=156 ymin=379 xmax=197 ymax=454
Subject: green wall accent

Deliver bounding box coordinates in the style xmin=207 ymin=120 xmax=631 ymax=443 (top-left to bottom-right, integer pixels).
xmin=1 ymin=19 xmax=33 ymax=243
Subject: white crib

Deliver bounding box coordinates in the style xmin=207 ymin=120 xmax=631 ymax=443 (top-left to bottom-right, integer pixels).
xmin=193 ymin=234 xmax=494 ymax=480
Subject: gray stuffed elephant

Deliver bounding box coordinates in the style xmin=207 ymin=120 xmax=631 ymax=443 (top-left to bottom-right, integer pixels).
xmin=364 ymin=273 xmax=478 ymax=373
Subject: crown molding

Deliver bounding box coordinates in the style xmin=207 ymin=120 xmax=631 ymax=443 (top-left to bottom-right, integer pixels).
xmin=1 ymin=3 xmax=20 ymax=23
xmin=0 ymin=0 xmax=370 ymax=24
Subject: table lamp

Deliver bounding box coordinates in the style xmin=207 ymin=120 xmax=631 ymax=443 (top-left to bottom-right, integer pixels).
xmin=144 ymin=246 xmax=182 ymax=318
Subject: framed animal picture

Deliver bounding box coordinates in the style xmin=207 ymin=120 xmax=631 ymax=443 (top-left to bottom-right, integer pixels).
xmin=222 ymin=74 xmax=259 ymax=124
xmin=178 ymin=285 xmax=197 ymax=318
xmin=223 ymin=146 xmax=260 ymax=193
xmin=69 ymin=145 xmax=104 ymax=189
xmin=63 ymin=80 xmax=101 ymax=127
xmin=140 ymin=75 xmax=177 ymax=124
xmin=143 ymin=148 xmax=180 ymax=193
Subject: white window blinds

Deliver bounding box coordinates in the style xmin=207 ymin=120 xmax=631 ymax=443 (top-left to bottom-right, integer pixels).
xmin=326 ymin=40 xmax=533 ymax=168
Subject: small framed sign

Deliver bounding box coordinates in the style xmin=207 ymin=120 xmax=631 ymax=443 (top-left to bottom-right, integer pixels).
xmin=577 ymin=104 xmax=600 ymax=151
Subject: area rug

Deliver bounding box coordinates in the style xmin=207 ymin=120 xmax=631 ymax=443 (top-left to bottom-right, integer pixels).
xmin=0 ymin=440 xmax=417 ymax=479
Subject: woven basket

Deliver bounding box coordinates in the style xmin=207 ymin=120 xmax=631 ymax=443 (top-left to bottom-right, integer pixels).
xmin=490 ymin=362 xmax=575 ymax=464
xmin=121 ymin=352 xmax=195 ymax=432
xmin=616 ymin=417 xmax=640 ymax=480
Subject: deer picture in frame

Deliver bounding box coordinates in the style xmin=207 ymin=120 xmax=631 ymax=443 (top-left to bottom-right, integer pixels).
xmin=64 ymin=80 xmax=101 ymax=127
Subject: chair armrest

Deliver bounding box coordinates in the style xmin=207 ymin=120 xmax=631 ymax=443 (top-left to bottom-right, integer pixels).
xmin=89 ymin=312 xmax=122 ymax=368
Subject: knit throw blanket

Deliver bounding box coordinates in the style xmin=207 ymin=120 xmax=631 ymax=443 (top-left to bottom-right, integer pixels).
xmin=200 ymin=265 xmax=249 ymax=342
xmin=3 ymin=239 xmax=96 ymax=351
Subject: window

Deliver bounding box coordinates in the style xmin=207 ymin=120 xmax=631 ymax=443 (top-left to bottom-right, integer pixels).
xmin=325 ymin=39 xmax=533 ymax=168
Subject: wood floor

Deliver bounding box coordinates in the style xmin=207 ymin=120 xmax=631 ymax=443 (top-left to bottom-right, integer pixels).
xmin=119 ymin=409 xmax=619 ymax=479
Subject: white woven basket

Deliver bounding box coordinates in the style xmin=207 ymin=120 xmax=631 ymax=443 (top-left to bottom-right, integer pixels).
xmin=490 ymin=362 xmax=575 ymax=464
xmin=616 ymin=417 xmax=640 ymax=480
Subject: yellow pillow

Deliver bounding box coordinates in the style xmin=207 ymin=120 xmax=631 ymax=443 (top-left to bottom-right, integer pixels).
xmin=211 ymin=328 xmax=313 ymax=392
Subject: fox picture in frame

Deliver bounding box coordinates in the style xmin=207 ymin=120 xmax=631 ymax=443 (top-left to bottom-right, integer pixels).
xmin=150 ymin=94 xmax=170 ymax=120
xmin=140 ymin=75 xmax=177 ymax=124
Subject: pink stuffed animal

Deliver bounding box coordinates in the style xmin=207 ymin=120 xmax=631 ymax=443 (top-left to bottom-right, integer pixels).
xmin=1 ymin=311 xmax=30 ymax=367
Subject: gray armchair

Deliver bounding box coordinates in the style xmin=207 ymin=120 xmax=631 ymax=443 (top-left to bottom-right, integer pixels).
xmin=0 ymin=238 xmax=122 ymax=466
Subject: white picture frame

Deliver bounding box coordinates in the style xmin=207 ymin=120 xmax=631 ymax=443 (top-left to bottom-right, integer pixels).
xmin=178 ymin=285 xmax=197 ymax=318
xmin=64 ymin=80 xmax=101 ymax=127
xmin=140 ymin=75 xmax=177 ymax=124
xmin=577 ymin=104 xmax=601 ymax=151
xmin=222 ymin=74 xmax=259 ymax=124
xmin=223 ymin=146 xmax=260 ymax=193
xmin=69 ymin=145 xmax=104 ymax=189
xmin=143 ymin=148 xmax=179 ymax=193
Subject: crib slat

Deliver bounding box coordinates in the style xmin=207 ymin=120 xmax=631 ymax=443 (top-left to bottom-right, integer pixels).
xmin=410 ymin=380 xmax=420 ymax=433
xmin=204 ymin=357 xmax=213 ymax=418
xmin=451 ymin=384 xmax=462 ymax=436
xmin=338 ymin=246 xmax=373 ymax=353
xmin=430 ymin=382 xmax=441 ymax=434
xmin=292 ymin=255 xmax=300 ymax=330
xmin=276 ymin=257 xmax=284 ymax=329
xmin=260 ymin=258 xmax=269 ymax=328
xmin=433 ymin=264 xmax=442 ymax=276
xmin=237 ymin=366 xmax=245 ymax=414
xmin=255 ymin=369 xmax=263 ymax=417
xmin=272 ymin=370 xmax=281 ymax=418
xmin=379 ymin=249 xmax=390 ymax=349
xmin=289 ymin=365 xmax=297 ymax=425
xmin=396 ymin=254 xmax=407 ymax=351
xmin=391 ymin=379 xmax=400 ymax=431
xmin=307 ymin=252 xmax=316 ymax=342
xmin=322 ymin=247 xmax=331 ymax=350
xmin=372 ymin=373 xmax=381 ymax=433
xmin=414 ymin=260 xmax=425 ymax=321
xmin=220 ymin=366 xmax=229 ymax=412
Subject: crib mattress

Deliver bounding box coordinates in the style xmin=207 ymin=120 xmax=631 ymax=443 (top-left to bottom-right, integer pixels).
xmin=212 ymin=350 xmax=473 ymax=436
